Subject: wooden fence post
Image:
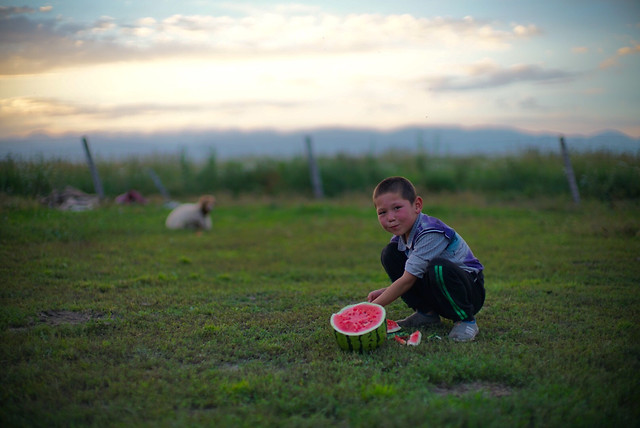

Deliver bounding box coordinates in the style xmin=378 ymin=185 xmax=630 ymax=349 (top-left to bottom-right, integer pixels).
xmin=559 ymin=135 xmax=580 ymax=205
xmin=305 ymin=135 xmax=324 ymax=199
xmin=147 ymin=168 xmax=171 ymax=201
xmin=81 ymin=136 xmax=105 ymax=200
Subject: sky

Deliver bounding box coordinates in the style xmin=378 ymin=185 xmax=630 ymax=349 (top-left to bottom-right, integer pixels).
xmin=1 ymin=0 xmax=639 ymax=139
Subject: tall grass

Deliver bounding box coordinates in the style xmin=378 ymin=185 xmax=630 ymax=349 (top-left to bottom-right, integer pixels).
xmin=1 ymin=149 xmax=639 ymax=201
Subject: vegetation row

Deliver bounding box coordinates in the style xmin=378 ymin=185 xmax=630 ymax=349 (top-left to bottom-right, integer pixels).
xmin=1 ymin=149 xmax=639 ymax=201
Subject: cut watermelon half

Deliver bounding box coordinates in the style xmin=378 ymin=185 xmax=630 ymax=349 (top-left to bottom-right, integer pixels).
xmin=330 ymin=302 xmax=387 ymax=352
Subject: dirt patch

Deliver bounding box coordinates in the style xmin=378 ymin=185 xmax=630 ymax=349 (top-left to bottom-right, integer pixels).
xmin=432 ymin=382 xmax=513 ymax=398
xmin=38 ymin=310 xmax=105 ymax=326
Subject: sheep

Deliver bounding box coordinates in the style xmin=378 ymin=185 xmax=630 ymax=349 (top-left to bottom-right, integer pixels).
xmin=165 ymin=195 xmax=216 ymax=231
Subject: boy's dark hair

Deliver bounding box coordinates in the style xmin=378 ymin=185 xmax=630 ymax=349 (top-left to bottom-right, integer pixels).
xmin=373 ymin=176 xmax=417 ymax=203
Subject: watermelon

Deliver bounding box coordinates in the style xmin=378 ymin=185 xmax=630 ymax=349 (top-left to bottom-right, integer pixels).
xmin=390 ymin=330 xmax=422 ymax=346
xmin=386 ymin=319 xmax=401 ymax=333
xmin=393 ymin=335 xmax=407 ymax=345
xmin=330 ymin=302 xmax=387 ymax=352
xmin=407 ymin=330 xmax=422 ymax=346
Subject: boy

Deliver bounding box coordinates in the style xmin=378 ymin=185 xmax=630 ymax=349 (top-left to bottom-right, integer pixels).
xmin=367 ymin=177 xmax=485 ymax=342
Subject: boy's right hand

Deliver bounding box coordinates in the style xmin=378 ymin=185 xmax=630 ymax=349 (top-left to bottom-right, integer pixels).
xmin=367 ymin=288 xmax=387 ymax=303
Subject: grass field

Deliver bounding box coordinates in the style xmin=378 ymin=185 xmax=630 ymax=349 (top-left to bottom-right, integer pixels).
xmin=1 ymin=193 xmax=639 ymax=427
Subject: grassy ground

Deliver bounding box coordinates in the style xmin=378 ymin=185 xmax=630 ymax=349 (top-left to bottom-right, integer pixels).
xmin=1 ymin=193 xmax=639 ymax=427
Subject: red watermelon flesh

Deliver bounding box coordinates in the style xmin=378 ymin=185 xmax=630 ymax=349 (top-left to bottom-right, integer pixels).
xmin=332 ymin=303 xmax=384 ymax=334
xmin=393 ymin=335 xmax=407 ymax=345
xmin=386 ymin=319 xmax=401 ymax=333
xmin=407 ymin=330 xmax=422 ymax=346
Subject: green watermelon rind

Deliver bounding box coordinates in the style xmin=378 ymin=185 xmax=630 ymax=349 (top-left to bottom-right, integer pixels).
xmin=330 ymin=302 xmax=387 ymax=352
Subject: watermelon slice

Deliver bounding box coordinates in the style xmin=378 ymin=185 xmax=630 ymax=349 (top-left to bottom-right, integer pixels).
xmin=386 ymin=319 xmax=401 ymax=333
xmin=330 ymin=302 xmax=387 ymax=352
xmin=393 ymin=335 xmax=407 ymax=345
xmin=407 ymin=330 xmax=422 ymax=346
xmin=389 ymin=330 xmax=422 ymax=346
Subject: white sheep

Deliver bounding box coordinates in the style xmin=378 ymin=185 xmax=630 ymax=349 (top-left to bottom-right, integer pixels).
xmin=165 ymin=195 xmax=216 ymax=230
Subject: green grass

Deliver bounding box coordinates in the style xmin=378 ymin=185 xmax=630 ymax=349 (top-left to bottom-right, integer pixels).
xmin=3 ymin=150 xmax=639 ymax=201
xmin=1 ymin=194 xmax=639 ymax=427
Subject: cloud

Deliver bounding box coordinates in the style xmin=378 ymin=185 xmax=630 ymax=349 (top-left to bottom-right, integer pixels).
xmin=0 ymin=6 xmax=36 ymax=18
xmin=518 ymin=96 xmax=544 ymax=110
xmin=0 ymin=7 xmax=542 ymax=75
xmin=0 ymin=96 xmax=300 ymax=117
xmin=582 ymin=87 xmax=604 ymax=95
xmin=599 ymin=40 xmax=640 ymax=68
xmin=494 ymin=95 xmax=546 ymax=111
xmin=0 ymin=5 xmax=52 ymax=18
xmin=0 ymin=14 xmax=126 ymax=75
xmin=511 ymin=23 xmax=541 ymax=37
xmin=428 ymin=61 xmax=578 ymax=91
xmin=0 ymin=97 xmax=78 ymax=116
xmin=0 ymin=93 xmax=319 ymax=136
xmin=572 ymin=46 xmax=588 ymax=54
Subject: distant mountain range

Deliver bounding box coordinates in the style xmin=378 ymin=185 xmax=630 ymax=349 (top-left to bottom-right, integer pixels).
xmin=1 ymin=126 xmax=638 ymax=162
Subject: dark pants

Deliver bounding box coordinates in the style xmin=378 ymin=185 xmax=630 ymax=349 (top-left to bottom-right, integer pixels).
xmin=381 ymin=242 xmax=485 ymax=322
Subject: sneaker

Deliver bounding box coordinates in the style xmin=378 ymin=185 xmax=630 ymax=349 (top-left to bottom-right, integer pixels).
xmin=397 ymin=311 xmax=442 ymax=328
xmin=448 ymin=321 xmax=479 ymax=342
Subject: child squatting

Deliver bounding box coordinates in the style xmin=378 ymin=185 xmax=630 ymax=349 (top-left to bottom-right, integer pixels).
xmin=367 ymin=176 xmax=485 ymax=342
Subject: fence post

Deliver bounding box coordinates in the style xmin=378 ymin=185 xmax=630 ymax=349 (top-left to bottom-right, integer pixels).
xmin=305 ymin=135 xmax=324 ymax=199
xmin=81 ymin=136 xmax=105 ymax=200
xmin=147 ymin=168 xmax=171 ymax=201
xmin=559 ymin=135 xmax=580 ymax=205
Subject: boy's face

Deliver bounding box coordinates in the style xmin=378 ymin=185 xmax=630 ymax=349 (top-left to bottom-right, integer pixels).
xmin=374 ymin=191 xmax=422 ymax=240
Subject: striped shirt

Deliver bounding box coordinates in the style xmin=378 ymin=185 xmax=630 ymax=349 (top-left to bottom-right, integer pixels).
xmin=391 ymin=213 xmax=483 ymax=277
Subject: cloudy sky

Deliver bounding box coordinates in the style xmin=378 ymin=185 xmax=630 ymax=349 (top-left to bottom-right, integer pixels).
xmin=1 ymin=0 xmax=639 ymax=139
